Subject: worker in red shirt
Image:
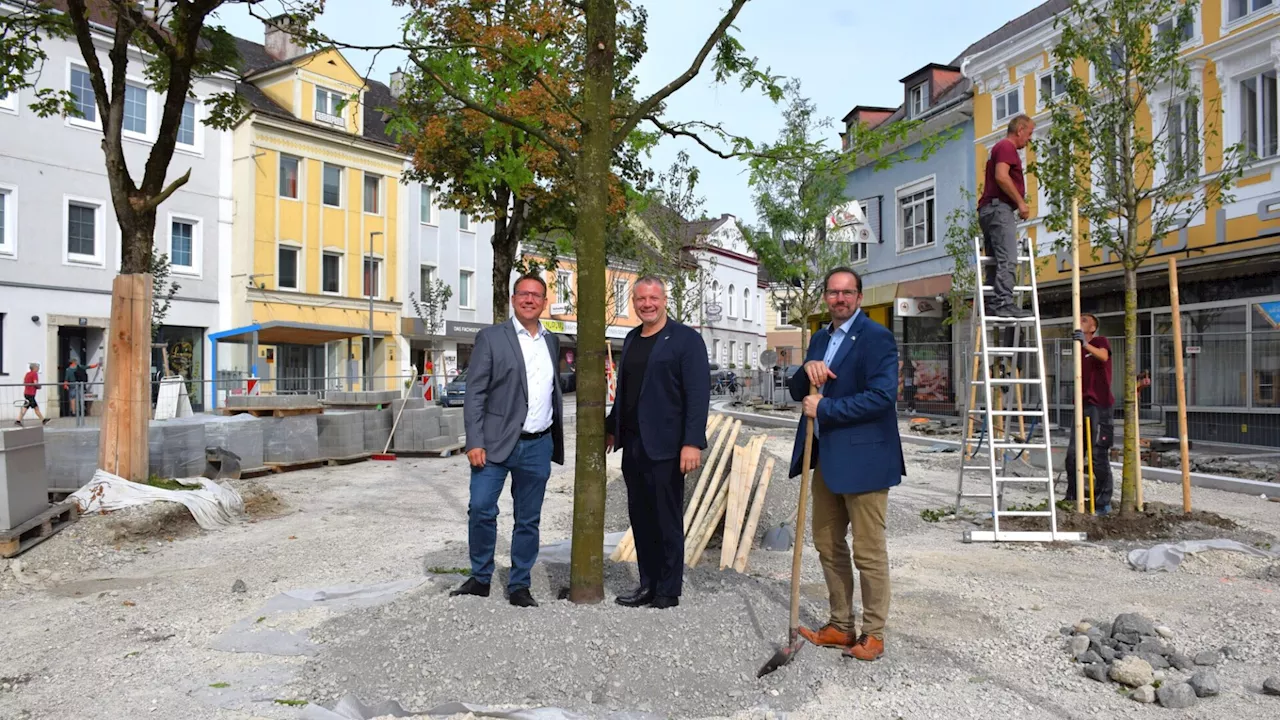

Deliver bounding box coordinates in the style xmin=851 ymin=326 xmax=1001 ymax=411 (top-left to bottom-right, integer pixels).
xmin=16 ymin=362 xmax=50 ymax=426
xmin=1063 ymin=313 xmax=1114 ymax=514
xmin=977 ymin=114 xmax=1035 ymax=320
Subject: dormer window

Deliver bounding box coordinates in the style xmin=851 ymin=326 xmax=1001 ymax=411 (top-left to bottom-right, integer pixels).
xmin=908 ymin=82 xmax=929 ymax=117
xmin=315 ymin=86 xmax=345 ymax=127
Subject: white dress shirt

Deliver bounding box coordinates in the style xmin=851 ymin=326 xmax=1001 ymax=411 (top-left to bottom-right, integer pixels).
xmin=815 ymin=309 xmax=860 ymax=438
xmin=513 ymin=316 xmax=555 ymax=434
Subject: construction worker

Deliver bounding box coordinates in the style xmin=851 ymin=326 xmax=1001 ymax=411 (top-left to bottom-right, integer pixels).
xmin=978 ymin=114 xmax=1035 ymax=320
xmin=1064 ymin=313 xmax=1114 ymax=514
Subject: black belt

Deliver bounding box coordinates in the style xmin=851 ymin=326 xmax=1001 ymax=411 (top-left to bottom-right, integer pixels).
xmin=520 ymin=427 xmax=552 ymax=440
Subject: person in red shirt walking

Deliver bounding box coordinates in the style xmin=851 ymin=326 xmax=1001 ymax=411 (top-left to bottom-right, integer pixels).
xmin=978 ymin=114 xmax=1036 ymax=320
xmin=16 ymin=362 xmax=50 ymax=426
xmin=1064 ymin=313 xmax=1114 ymax=514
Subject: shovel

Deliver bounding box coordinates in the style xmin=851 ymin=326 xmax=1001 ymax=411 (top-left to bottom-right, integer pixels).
xmin=758 ymin=385 xmax=817 ymax=678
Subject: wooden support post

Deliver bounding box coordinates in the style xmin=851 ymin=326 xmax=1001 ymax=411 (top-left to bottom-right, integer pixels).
xmin=1168 ymin=257 xmax=1192 ymax=513
xmin=1071 ymin=198 xmax=1085 ymax=513
xmin=733 ymin=457 xmax=776 ymax=572
xmin=99 ymin=274 xmax=153 ymax=481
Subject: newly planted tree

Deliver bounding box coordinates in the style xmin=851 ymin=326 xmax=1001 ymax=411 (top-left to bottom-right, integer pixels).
xmin=635 ymin=151 xmax=712 ymax=324
xmin=1032 ymin=0 xmax=1248 ymax=514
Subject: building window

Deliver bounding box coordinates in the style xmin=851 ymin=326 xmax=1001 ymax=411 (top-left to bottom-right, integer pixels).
xmin=556 ymin=270 xmax=572 ymax=305
xmin=1167 ymin=97 xmax=1200 ymax=181
xmin=66 ymin=200 xmax=102 ymax=263
xmin=323 ymin=164 xmax=342 ymax=207
xmin=322 ymin=252 xmax=341 ymax=294
xmin=908 ymin=82 xmax=928 ymax=117
xmin=0 ymin=313 xmax=5 ymax=375
xmin=170 ymin=220 xmax=194 ymax=270
xmin=729 ymin=340 xmax=737 ymax=366
xmin=743 ymin=288 xmax=751 ymax=320
xmin=363 ymin=173 xmax=381 ymax=214
xmin=459 ymin=270 xmax=473 ymax=308
xmin=778 ymin=301 xmax=791 ymax=327
xmin=277 ymin=246 xmax=299 ymax=289
xmin=614 ymin=278 xmax=628 ymax=317
xmin=1156 ymin=13 xmax=1194 ymax=43
xmin=994 ymin=87 xmax=1020 ymax=123
xmin=70 ymin=67 xmax=96 ymax=123
xmin=315 ymin=87 xmax=345 ymax=126
xmin=1240 ymin=70 xmax=1278 ymax=159
xmin=420 ymin=186 xmax=434 ymax=224
xmin=459 ymin=213 xmax=472 ymax=232
xmin=363 ymin=257 xmax=381 ymax=298
xmin=0 ymin=90 xmax=15 ymax=113
xmin=728 ymin=284 xmax=737 ymax=317
xmin=177 ymin=99 xmax=197 ymax=146
xmin=897 ymin=181 xmax=936 ymax=250
xmin=0 ymin=186 xmax=13 ymax=256
xmin=419 ymin=265 xmax=437 ymax=298
xmin=123 ymin=84 xmax=147 ymax=134
xmin=1038 ymin=71 xmax=1067 ymax=106
xmin=1229 ymin=0 xmax=1274 ymax=23
xmin=711 ymin=339 xmax=720 ymax=363
xmin=279 ymin=155 xmax=299 ymax=199
xmin=744 ymin=343 xmax=752 ymax=369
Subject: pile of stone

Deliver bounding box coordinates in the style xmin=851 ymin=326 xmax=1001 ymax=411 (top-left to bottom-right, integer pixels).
xmin=1063 ymin=613 xmax=1223 ymax=708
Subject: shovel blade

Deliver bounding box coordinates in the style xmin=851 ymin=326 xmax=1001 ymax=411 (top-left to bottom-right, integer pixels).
xmin=756 ymin=637 xmax=804 ymax=678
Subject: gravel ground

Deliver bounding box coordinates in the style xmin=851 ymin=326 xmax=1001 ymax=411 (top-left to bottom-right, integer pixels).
xmin=0 ymin=414 xmax=1278 ymax=720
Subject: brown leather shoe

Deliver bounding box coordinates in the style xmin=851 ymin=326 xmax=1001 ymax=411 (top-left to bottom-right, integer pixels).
xmin=798 ymin=624 xmax=856 ymax=648
xmin=843 ymin=633 xmax=884 ymax=661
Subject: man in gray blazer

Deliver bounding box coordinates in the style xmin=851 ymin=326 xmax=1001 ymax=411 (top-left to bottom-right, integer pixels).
xmin=452 ymin=274 xmax=568 ymax=607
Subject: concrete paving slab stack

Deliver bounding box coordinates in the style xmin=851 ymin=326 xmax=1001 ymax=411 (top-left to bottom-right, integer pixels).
xmin=43 ymin=427 xmax=99 ymax=489
xmin=204 ymin=414 xmax=265 ymax=471
xmin=441 ymin=408 xmax=465 ymax=439
xmin=317 ymin=411 xmax=365 ymax=459
xmin=263 ymin=415 xmax=320 ymax=464
xmin=0 ymin=426 xmax=49 ymax=531
xmin=362 ymin=409 xmax=393 ymax=453
xmin=148 ymin=416 xmax=210 ymax=479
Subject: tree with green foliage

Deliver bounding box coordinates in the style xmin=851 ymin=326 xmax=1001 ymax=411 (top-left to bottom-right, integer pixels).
xmin=1031 ymin=0 xmax=1248 ymax=515
xmin=635 ymin=151 xmax=711 ymax=324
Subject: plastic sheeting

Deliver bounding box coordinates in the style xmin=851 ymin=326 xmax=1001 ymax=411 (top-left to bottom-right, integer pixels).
xmin=70 ymin=469 xmax=245 ymax=529
xmin=539 ymin=532 xmax=624 ymax=565
xmin=148 ymin=416 xmax=208 ymax=479
xmin=301 ymin=695 xmax=662 ymax=720
xmin=1127 ymin=538 xmax=1279 ymax=572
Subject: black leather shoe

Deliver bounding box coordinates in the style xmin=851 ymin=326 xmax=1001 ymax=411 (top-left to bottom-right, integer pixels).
xmin=508 ymin=588 xmax=538 ymax=608
xmin=615 ymin=587 xmax=654 ymax=607
xmin=449 ymin=577 xmax=490 ymax=597
xmin=650 ymin=595 xmax=679 ymax=609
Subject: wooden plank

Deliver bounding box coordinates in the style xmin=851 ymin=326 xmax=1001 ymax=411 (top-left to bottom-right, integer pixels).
xmin=718 ymin=445 xmax=745 ymax=569
xmin=683 ymin=418 xmax=736 ymax=535
xmin=733 ymin=456 xmax=776 ymax=572
xmin=687 ymin=445 xmax=740 ymax=567
xmin=325 ymin=453 xmax=371 ymax=466
xmin=609 ymin=528 xmax=634 ymax=562
xmin=0 ymin=502 xmax=78 ymax=559
xmin=686 ymin=420 xmax=741 ymax=541
xmin=264 ymin=459 xmax=326 ymax=474
xmin=722 ymin=437 xmax=764 ymax=569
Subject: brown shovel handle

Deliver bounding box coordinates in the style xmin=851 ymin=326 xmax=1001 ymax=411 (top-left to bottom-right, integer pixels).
xmin=789 ymin=384 xmax=816 ymax=633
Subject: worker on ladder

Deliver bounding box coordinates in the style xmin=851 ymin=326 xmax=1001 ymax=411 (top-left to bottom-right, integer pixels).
xmin=977 ymin=114 xmax=1036 ymax=321
xmin=1063 ymin=313 xmax=1115 ymax=515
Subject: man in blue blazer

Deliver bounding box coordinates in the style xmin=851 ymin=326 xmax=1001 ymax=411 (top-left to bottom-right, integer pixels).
xmin=607 ymin=276 xmax=710 ymax=609
xmin=787 ymin=266 xmax=905 ymax=662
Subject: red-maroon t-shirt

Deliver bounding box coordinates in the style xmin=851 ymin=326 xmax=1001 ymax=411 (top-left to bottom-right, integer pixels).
xmin=1082 ymin=335 xmax=1113 ymax=409
xmin=23 ymin=370 xmax=39 ymax=396
xmin=979 ymin=138 xmax=1025 ymax=206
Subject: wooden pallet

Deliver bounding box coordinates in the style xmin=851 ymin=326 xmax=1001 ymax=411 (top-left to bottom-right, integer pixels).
xmin=392 ymin=442 xmax=465 ymax=459
xmin=263 ymin=459 xmax=327 ymax=474
xmin=1 ymin=502 xmax=79 ymax=559
xmin=239 ymin=466 xmax=272 ymax=479
xmin=218 ymin=406 xmax=324 ymax=418
xmin=325 ymin=452 xmax=371 ymax=466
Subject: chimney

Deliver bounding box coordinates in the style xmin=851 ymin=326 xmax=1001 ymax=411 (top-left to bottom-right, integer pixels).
xmin=390 ymin=69 xmax=405 ymax=98
xmin=264 ymin=14 xmax=307 ymax=62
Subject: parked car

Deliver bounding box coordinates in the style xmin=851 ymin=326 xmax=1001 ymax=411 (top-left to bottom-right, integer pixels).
xmin=441 ymin=370 xmax=467 ymax=407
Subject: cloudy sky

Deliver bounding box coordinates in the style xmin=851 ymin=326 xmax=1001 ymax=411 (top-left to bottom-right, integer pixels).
xmin=215 ymin=0 xmax=1045 ymax=226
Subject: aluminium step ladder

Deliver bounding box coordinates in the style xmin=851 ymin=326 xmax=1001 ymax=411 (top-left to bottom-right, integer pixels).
xmin=954 ymin=235 xmax=1084 ymax=543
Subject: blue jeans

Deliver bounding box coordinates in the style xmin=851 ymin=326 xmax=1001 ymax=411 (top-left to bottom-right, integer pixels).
xmin=467 ymin=433 xmax=553 ymax=591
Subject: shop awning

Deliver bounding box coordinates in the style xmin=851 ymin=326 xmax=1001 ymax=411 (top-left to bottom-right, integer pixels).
xmin=861 ymin=283 xmax=898 ymax=307
xmin=895 ymin=275 xmax=952 ymax=298
xmin=209 ymin=321 xmax=388 ymax=346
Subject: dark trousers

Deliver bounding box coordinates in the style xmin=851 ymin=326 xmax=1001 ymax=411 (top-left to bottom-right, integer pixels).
xmin=978 ymin=200 xmax=1019 ymax=308
xmin=1063 ymin=404 xmax=1114 ymax=511
xmin=621 ymin=435 xmax=685 ymax=597
xmin=467 ymin=434 xmax=553 ymax=591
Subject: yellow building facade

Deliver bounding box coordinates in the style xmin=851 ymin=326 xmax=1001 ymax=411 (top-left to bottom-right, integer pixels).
xmin=224 ymin=38 xmax=406 ymax=392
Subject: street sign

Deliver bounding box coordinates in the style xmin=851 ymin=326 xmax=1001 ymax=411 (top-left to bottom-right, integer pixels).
xmin=760 ymin=349 xmax=779 ymax=367
xmin=826 ymin=199 xmax=878 ymax=245
xmin=1186 ymin=346 xmax=1201 ymax=355
xmin=705 ymin=302 xmax=723 ymax=323
xmin=895 ymin=297 xmax=943 ymax=318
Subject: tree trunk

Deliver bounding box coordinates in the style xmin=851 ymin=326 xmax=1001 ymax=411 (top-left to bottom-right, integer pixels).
xmin=567 ymin=0 xmax=616 ymax=604
xmin=1119 ymin=262 xmax=1139 ymax=515
xmin=491 ymin=189 xmax=519 ymax=324
xmin=99 ymin=273 xmax=153 ymax=481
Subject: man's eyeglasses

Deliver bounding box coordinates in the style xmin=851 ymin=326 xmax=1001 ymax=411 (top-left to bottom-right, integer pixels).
xmin=825 ymin=289 xmax=861 ymax=298
xmin=513 ymin=291 xmax=545 ymax=300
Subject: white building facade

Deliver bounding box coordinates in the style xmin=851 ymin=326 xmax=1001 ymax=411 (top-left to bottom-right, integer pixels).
xmin=689 ymin=215 xmax=768 ymax=372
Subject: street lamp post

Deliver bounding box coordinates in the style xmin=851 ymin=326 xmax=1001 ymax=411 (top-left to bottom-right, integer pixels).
xmin=368 ymin=231 xmax=383 ymax=389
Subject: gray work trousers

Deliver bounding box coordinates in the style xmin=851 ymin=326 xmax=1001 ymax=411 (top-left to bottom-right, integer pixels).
xmin=978 ymin=200 xmax=1019 ymax=309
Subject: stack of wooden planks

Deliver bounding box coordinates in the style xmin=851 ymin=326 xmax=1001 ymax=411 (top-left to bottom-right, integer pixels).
xmin=609 ymin=413 xmax=776 ymax=573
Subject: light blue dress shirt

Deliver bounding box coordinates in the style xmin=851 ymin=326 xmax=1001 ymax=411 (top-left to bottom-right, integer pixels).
xmin=814 ymin=310 xmax=860 ymax=437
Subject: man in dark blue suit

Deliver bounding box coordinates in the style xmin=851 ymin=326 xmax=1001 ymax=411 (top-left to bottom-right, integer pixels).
xmin=607 ymin=276 xmax=710 ymax=609
xmin=788 ymin=267 xmax=904 ymax=662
